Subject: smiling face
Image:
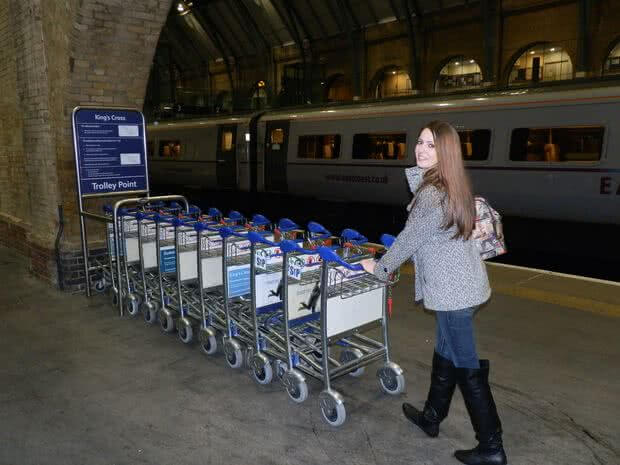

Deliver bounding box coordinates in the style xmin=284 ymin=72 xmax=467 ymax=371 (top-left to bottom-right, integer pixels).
xmin=415 ymin=128 xmax=438 ymax=169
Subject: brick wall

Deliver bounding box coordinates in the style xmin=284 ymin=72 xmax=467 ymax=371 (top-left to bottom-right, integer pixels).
xmin=0 ymin=0 xmax=172 ymax=289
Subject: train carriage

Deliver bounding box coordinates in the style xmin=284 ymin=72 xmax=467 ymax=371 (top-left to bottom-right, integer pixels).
xmin=147 ymin=84 xmax=620 ymax=225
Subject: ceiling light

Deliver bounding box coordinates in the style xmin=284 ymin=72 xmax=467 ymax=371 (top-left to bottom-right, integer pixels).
xmin=530 ymin=51 xmax=535 ymax=54
xmin=550 ymin=47 xmax=555 ymax=52
xmin=454 ymin=62 xmax=460 ymax=65
xmin=391 ymin=71 xmax=397 ymax=75
xmin=469 ymin=59 xmax=475 ymax=63
xmin=176 ymin=1 xmax=192 ymax=16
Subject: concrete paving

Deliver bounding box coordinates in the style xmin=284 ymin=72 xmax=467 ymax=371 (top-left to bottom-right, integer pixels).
xmin=1 ymin=246 xmax=618 ymax=465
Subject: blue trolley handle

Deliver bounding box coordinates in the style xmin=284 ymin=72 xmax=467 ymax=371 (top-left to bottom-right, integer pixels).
xmin=247 ymin=231 xmax=278 ymax=246
xmin=316 ymin=246 xmax=364 ymax=271
xmin=228 ymin=210 xmax=244 ymax=222
xmin=278 ymin=239 xmax=317 ymax=255
xmin=251 ymin=214 xmax=271 ymax=227
xmin=278 ymin=218 xmax=299 ymax=232
xmin=341 ymin=228 xmax=369 ymax=245
xmin=307 ymin=221 xmax=331 ymax=240
xmin=380 ymin=233 xmax=396 ymax=248
xmin=207 ymin=207 xmax=222 ymax=218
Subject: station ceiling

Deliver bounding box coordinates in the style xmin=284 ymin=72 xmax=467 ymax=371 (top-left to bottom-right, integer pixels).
xmin=163 ymin=0 xmax=475 ymax=65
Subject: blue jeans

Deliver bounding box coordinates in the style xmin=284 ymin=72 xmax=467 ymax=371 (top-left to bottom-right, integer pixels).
xmin=435 ymin=307 xmax=480 ymax=369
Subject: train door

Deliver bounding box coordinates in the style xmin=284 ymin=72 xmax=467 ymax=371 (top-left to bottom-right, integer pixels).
xmin=216 ymin=125 xmax=237 ymax=189
xmin=264 ymin=120 xmax=289 ymax=192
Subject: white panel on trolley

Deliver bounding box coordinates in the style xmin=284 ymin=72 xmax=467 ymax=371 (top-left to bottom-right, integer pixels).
xmin=326 ymin=287 xmax=383 ymax=338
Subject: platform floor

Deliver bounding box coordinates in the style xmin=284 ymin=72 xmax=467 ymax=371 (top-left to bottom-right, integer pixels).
xmin=1 ymin=246 xmax=618 ymax=465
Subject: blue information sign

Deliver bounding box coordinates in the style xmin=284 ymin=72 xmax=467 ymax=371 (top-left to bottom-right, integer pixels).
xmin=72 ymin=108 xmax=148 ymax=195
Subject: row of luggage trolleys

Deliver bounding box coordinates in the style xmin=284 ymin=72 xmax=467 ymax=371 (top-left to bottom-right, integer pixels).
xmin=94 ymin=198 xmax=405 ymax=426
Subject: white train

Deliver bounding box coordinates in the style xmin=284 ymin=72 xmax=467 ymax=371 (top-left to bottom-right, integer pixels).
xmin=147 ymin=83 xmax=620 ymax=225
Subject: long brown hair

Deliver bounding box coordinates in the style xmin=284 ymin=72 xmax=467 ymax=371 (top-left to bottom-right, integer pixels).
xmin=416 ymin=121 xmax=475 ymax=240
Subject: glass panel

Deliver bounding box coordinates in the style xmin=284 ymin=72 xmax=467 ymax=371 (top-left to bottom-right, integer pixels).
xmin=159 ymin=140 xmax=181 ymax=158
xmin=509 ymin=127 xmax=604 ymax=162
xmin=270 ymin=128 xmax=284 ymax=144
xmin=221 ymin=131 xmax=233 ymax=151
xmin=352 ymin=133 xmax=407 ymax=160
xmin=603 ymin=43 xmax=620 ymax=75
xmin=147 ymin=141 xmax=154 ymax=158
xmin=436 ymin=58 xmax=483 ymax=93
xmin=458 ymin=130 xmax=491 ymax=161
xmin=509 ymin=45 xmax=573 ymax=86
xmin=297 ymin=135 xmax=341 ymax=159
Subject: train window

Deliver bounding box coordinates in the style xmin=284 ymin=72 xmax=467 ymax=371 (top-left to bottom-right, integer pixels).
xmin=509 ymin=127 xmax=604 ymax=162
xmin=159 ymin=140 xmax=181 ymax=158
xmin=221 ymin=131 xmax=234 ymax=152
xmin=352 ymin=133 xmax=407 ymax=160
xmin=458 ymin=130 xmax=491 ymax=161
xmin=297 ymin=135 xmax=341 ymax=159
xmin=271 ymin=128 xmax=285 ymax=144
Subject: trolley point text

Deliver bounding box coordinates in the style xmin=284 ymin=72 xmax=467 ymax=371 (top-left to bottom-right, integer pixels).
xmin=90 ymin=180 xmax=138 ymax=191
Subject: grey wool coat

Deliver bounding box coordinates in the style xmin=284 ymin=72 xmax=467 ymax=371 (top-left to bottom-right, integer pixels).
xmin=373 ymin=166 xmax=491 ymax=311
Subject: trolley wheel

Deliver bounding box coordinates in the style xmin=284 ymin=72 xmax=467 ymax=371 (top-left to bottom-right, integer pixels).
xmin=319 ymin=390 xmax=346 ymax=427
xmin=159 ymin=308 xmax=176 ymax=334
xmin=199 ymin=328 xmax=218 ymax=355
xmin=340 ymin=347 xmax=365 ymax=377
xmin=377 ymin=362 xmax=406 ymax=395
xmin=142 ymin=301 xmax=158 ymax=325
xmin=224 ymin=338 xmax=243 ymax=369
xmin=251 ymin=353 xmax=273 ymax=385
xmin=124 ymin=294 xmax=140 ymax=317
xmin=93 ymin=279 xmax=106 ymax=293
xmin=111 ymin=291 xmax=119 ymax=307
xmin=274 ymin=359 xmax=287 ymax=380
xmin=283 ymin=370 xmax=308 ymax=403
xmin=177 ymin=318 xmax=193 ymax=344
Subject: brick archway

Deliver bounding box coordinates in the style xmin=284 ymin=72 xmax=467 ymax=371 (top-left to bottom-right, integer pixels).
xmin=0 ymin=0 xmax=173 ymax=285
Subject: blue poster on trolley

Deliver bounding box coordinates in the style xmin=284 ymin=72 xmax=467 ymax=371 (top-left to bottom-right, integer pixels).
xmin=72 ymin=108 xmax=148 ymax=195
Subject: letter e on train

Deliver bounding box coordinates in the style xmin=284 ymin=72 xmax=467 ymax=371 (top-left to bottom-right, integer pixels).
xmin=599 ymin=177 xmax=620 ymax=195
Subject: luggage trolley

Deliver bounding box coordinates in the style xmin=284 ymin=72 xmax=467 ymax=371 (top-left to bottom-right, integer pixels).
xmin=255 ymin=232 xmax=405 ymax=426
xmin=219 ymin=218 xmax=307 ymax=378
xmin=99 ymin=196 xmax=191 ymax=316
xmin=153 ymin=207 xmax=217 ymax=336
xmin=215 ymin=216 xmax=279 ymax=369
xmin=112 ymin=201 xmax=175 ymax=317
xmin=159 ymin=210 xmax=261 ymax=348
xmin=132 ymin=203 xmax=201 ymax=324
xmin=243 ymin=221 xmax=356 ymax=389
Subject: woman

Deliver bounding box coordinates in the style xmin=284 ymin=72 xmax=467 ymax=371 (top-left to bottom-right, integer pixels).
xmin=361 ymin=121 xmax=507 ymax=465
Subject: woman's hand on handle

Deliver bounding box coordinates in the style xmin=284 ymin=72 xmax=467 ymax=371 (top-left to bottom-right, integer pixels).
xmin=360 ymin=258 xmax=377 ymax=275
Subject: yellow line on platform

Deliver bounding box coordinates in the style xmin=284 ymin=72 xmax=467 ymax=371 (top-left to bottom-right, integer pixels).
xmin=491 ymin=285 xmax=620 ymax=318
xmin=398 ymin=263 xmax=620 ymax=318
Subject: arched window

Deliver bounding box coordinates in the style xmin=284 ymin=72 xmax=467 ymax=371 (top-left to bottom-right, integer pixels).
xmin=375 ymin=66 xmax=413 ymax=98
xmin=603 ymin=41 xmax=620 ymax=75
xmin=435 ymin=57 xmax=482 ymax=93
xmin=508 ymin=43 xmax=573 ymax=86
xmin=325 ymin=74 xmax=353 ymax=102
xmin=251 ymin=80 xmax=268 ymax=110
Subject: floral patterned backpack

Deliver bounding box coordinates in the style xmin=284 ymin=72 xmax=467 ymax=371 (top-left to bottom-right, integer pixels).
xmin=473 ymin=197 xmax=506 ymax=260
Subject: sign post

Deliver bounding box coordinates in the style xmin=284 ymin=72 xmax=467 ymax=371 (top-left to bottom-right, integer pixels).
xmin=72 ymin=107 xmax=149 ymax=298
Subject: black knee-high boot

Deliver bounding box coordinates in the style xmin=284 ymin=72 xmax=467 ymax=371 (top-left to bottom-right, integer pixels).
xmin=402 ymin=351 xmax=456 ymax=437
xmin=454 ymin=360 xmax=507 ymax=465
